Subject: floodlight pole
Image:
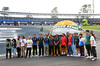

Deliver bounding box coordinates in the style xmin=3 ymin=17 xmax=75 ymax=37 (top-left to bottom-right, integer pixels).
xmin=92 ymin=0 xmax=94 ymax=18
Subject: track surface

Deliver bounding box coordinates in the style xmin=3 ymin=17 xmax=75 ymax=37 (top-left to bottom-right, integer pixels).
xmin=0 ymin=25 xmax=100 ymax=66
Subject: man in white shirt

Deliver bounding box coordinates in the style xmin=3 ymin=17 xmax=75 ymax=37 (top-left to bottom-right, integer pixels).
xmin=25 ymin=36 xmax=33 ymax=58
xmin=20 ymin=35 xmax=26 ymax=58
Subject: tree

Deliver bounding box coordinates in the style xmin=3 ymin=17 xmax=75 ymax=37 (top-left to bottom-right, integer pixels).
xmin=51 ymin=7 xmax=58 ymax=18
xmin=26 ymin=15 xmax=32 ymax=18
xmin=2 ymin=7 xmax=9 ymax=16
xmin=79 ymin=4 xmax=92 ymax=18
xmin=2 ymin=7 xmax=9 ymax=11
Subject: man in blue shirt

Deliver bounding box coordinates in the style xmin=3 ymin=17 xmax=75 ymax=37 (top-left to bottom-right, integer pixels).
xmin=71 ymin=33 xmax=77 ymax=56
xmin=32 ymin=34 xmax=38 ymax=56
xmin=44 ymin=35 xmax=49 ymax=56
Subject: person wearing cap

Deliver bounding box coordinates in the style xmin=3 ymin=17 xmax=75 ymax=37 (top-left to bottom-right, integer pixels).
xmin=54 ymin=34 xmax=60 ymax=56
xmin=67 ymin=33 xmax=73 ymax=56
xmin=61 ymin=33 xmax=67 ymax=55
xmin=25 ymin=36 xmax=33 ymax=58
xmin=37 ymin=34 xmax=44 ymax=56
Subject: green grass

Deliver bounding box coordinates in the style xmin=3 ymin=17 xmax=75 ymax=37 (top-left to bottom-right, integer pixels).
xmin=81 ymin=26 xmax=100 ymax=30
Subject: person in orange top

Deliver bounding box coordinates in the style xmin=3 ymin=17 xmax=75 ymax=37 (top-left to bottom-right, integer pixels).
xmin=67 ymin=33 xmax=73 ymax=56
xmin=61 ymin=33 xmax=67 ymax=55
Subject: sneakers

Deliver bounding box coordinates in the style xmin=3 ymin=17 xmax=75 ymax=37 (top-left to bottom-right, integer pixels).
xmin=62 ymin=52 xmax=63 ymax=55
xmin=54 ymin=55 xmax=56 ymax=56
xmin=78 ymin=53 xmax=81 ymax=56
xmin=64 ymin=52 xmax=65 ymax=55
xmin=81 ymin=56 xmax=85 ymax=58
xmin=86 ymin=56 xmax=90 ymax=59
xmin=67 ymin=54 xmax=70 ymax=56
xmin=91 ymin=56 xmax=94 ymax=58
xmin=92 ymin=58 xmax=97 ymax=61
xmin=70 ymin=54 xmax=73 ymax=56
xmin=58 ymin=54 xmax=60 ymax=56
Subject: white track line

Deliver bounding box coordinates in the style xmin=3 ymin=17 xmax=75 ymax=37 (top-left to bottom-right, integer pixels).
xmin=0 ymin=28 xmax=22 ymax=30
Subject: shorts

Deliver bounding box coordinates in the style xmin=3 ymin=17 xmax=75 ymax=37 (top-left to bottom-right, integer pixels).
xmin=76 ymin=45 xmax=80 ymax=48
xmin=21 ymin=46 xmax=25 ymax=53
xmin=62 ymin=45 xmax=65 ymax=48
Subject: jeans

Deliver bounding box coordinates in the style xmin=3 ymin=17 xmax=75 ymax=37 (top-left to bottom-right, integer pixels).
xmin=44 ymin=46 xmax=49 ymax=56
xmin=68 ymin=45 xmax=73 ymax=55
xmin=71 ymin=45 xmax=77 ymax=55
xmin=12 ymin=47 xmax=17 ymax=56
xmin=91 ymin=46 xmax=97 ymax=57
xmin=33 ymin=45 xmax=37 ymax=55
xmin=6 ymin=49 xmax=11 ymax=59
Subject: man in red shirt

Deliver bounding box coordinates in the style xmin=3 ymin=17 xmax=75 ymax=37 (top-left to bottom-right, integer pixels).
xmin=61 ymin=33 xmax=67 ymax=55
xmin=67 ymin=33 xmax=73 ymax=56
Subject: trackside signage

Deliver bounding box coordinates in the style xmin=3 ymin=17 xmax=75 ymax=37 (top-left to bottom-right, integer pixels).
xmin=53 ymin=25 xmax=82 ymax=30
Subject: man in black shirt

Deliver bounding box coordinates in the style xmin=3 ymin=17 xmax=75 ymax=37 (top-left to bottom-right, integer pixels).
xmin=49 ymin=35 xmax=54 ymax=56
xmin=37 ymin=34 xmax=44 ymax=56
xmin=66 ymin=32 xmax=69 ymax=48
xmin=74 ymin=33 xmax=80 ymax=56
xmin=54 ymin=34 xmax=60 ymax=56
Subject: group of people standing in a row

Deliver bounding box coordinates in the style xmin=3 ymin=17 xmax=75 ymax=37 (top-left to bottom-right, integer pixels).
xmin=5 ymin=30 xmax=97 ymax=61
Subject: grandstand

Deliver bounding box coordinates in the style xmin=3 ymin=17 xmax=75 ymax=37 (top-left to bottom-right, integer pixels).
xmin=0 ymin=11 xmax=100 ymax=25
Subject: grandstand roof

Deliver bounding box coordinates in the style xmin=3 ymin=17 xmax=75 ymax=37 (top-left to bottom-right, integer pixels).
xmin=0 ymin=11 xmax=100 ymax=16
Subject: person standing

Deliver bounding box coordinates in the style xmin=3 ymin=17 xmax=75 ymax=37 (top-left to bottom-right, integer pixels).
xmin=20 ymin=35 xmax=26 ymax=58
xmin=71 ymin=33 xmax=77 ymax=56
xmin=25 ymin=36 xmax=33 ymax=58
xmin=49 ymin=35 xmax=54 ymax=56
xmin=85 ymin=30 xmax=92 ymax=58
xmin=67 ymin=33 xmax=73 ymax=56
xmin=5 ymin=39 xmax=12 ymax=59
xmin=61 ymin=33 xmax=67 ymax=55
xmin=17 ymin=36 xmax=21 ymax=58
xmin=44 ymin=35 xmax=49 ymax=56
xmin=54 ymin=34 xmax=60 ymax=56
xmin=74 ymin=33 xmax=80 ymax=56
xmin=32 ymin=34 xmax=38 ymax=56
xmin=79 ymin=34 xmax=85 ymax=57
xmin=37 ymin=34 xmax=44 ymax=56
xmin=66 ymin=32 xmax=69 ymax=47
xmin=12 ymin=39 xmax=17 ymax=58
xmin=90 ymin=33 xmax=97 ymax=61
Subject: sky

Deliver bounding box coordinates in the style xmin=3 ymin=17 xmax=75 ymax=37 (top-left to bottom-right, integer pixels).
xmin=0 ymin=0 xmax=100 ymax=14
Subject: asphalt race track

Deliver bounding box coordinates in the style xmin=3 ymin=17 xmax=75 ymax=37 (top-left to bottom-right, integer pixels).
xmin=0 ymin=25 xmax=49 ymax=54
xmin=0 ymin=25 xmax=100 ymax=66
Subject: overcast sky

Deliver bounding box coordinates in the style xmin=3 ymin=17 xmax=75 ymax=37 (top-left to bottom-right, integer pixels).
xmin=0 ymin=0 xmax=99 ymax=14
